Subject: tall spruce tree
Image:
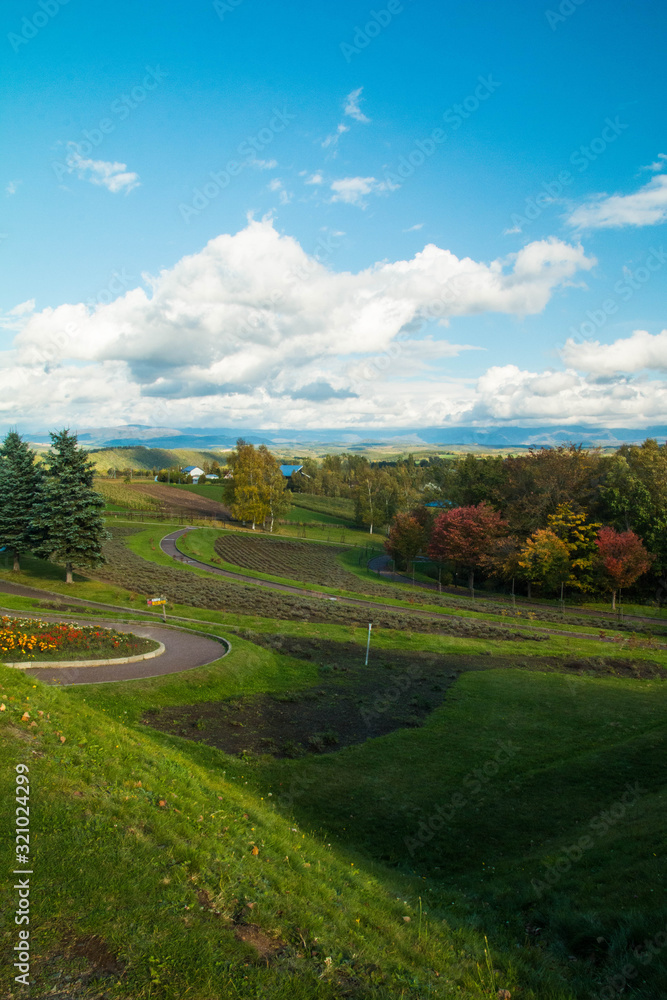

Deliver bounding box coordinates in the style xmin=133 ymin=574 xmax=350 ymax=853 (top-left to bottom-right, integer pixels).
xmin=35 ymin=429 xmax=108 ymax=583
xmin=0 ymin=431 xmax=42 ymax=572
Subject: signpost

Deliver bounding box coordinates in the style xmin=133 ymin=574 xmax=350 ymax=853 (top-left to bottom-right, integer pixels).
xmin=147 ymin=597 xmax=168 ymax=622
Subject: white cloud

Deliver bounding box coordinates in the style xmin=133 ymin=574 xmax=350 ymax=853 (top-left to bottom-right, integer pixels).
xmin=5 ymin=180 xmax=21 ymax=196
xmin=64 ymin=148 xmax=140 ymax=194
xmin=5 ymin=220 xmax=598 ymax=427
xmin=329 ymin=176 xmax=395 ymax=207
xmin=268 ymin=178 xmax=283 ymax=192
xmin=305 ymin=173 xmax=324 ymax=185
xmin=567 ymin=172 xmax=667 ymax=229
xmin=469 ymin=363 xmax=667 ymax=426
xmin=642 ymin=153 xmax=667 ymax=172
xmin=562 ymin=329 xmax=667 ymax=374
xmin=321 ymin=124 xmax=349 ymax=149
xmin=344 ymin=87 xmax=370 ymax=123
xmin=250 ymin=158 xmax=278 ymax=170
xmin=404 ymin=223 xmax=424 ymax=232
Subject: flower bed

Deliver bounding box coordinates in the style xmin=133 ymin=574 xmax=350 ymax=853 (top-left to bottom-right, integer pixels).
xmin=0 ymin=616 xmax=158 ymax=662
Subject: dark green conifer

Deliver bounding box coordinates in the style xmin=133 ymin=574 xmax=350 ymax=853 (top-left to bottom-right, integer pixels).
xmin=35 ymin=429 xmax=108 ymax=584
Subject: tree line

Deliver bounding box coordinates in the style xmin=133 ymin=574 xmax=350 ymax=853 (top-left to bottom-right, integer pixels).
xmin=0 ymin=430 xmax=107 ymax=583
xmin=379 ymin=442 xmax=667 ymax=606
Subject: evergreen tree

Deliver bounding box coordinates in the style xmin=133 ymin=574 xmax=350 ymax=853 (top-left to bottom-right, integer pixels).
xmin=0 ymin=431 xmax=43 ymax=572
xmin=34 ymin=429 xmax=108 ymax=584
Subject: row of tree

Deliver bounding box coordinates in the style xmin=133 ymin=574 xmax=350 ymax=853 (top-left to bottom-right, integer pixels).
xmin=386 ymin=501 xmax=654 ymax=607
xmin=0 ymin=430 xmax=106 ymax=583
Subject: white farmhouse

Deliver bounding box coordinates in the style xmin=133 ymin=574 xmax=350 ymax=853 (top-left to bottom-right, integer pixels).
xmin=181 ymin=465 xmax=205 ymax=479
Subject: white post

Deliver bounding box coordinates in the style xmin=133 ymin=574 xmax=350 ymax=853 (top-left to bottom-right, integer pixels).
xmin=365 ymin=623 xmax=372 ymax=665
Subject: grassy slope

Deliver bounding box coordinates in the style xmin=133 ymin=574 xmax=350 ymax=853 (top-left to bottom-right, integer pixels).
xmin=1 ymin=655 xmax=526 ymax=1000
xmin=86 ymin=447 xmax=229 ymax=473
xmin=0 ymin=532 xmax=665 ymax=997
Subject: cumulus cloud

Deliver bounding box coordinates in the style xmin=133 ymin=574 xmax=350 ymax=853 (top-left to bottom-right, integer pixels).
xmin=5 ymin=219 xmax=598 ymax=427
xmin=567 ymin=171 xmax=667 ymax=229
xmin=470 ymin=363 xmax=667 ymax=426
xmin=64 ymin=148 xmax=140 ymax=194
xmin=305 ymin=172 xmax=324 ymax=185
xmin=5 ymin=180 xmax=21 ymax=196
xmin=562 ymin=329 xmax=667 ymax=374
xmin=344 ymin=87 xmax=370 ymax=123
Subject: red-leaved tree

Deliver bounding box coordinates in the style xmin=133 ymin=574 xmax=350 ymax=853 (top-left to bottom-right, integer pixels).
xmin=428 ymin=502 xmax=508 ymax=595
xmin=595 ymin=527 xmax=653 ymax=610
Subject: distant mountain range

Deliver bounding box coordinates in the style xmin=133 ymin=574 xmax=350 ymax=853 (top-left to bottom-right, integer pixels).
xmin=24 ymin=424 xmax=667 ymax=451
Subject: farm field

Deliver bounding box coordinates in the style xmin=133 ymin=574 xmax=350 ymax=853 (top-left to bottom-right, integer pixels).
xmin=0 ymin=523 xmax=665 ymax=1000
xmin=289 ymin=493 xmax=356 ymax=521
xmin=95 ymin=478 xmax=163 ymax=511
xmin=212 ymin=533 xmax=364 ymax=588
xmin=129 ymin=481 xmax=231 ymax=517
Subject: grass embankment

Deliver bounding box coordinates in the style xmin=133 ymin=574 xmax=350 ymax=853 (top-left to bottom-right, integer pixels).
xmin=0 ymin=656 xmax=522 ymax=1000
xmin=1 ymin=633 xmax=664 ymax=997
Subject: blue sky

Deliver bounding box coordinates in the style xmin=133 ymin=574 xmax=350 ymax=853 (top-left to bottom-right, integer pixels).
xmin=2 ymin=0 xmax=667 ymax=431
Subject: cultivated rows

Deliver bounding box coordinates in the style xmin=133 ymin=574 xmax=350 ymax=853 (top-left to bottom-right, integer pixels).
xmin=96 ymin=529 xmax=542 ymax=640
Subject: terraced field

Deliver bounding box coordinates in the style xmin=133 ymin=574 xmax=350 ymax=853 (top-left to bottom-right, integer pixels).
xmin=213 ymin=534 xmax=358 ymax=588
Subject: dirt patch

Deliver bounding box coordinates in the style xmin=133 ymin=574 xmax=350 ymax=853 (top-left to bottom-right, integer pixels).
xmin=143 ymin=636 xmax=665 ymax=757
xmin=131 ymin=482 xmax=231 ymax=518
xmin=30 ymin=934 xmax=125 ymax=998
xmin=233 ymin=924 xmax=287 ymax=963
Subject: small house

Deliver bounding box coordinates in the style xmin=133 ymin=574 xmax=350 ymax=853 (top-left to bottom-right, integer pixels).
xmin=181 ymin=465 xmax=205 ymax=480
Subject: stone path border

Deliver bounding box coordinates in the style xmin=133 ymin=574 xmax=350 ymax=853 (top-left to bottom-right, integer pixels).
xmin=6 ymin=641 xmax=166 ymax=669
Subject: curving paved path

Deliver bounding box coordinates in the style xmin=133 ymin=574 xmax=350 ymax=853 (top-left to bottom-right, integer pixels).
xmin=160 ymin=529 xmax=666 ymax=647
xmin=3 ymin=613 xmax=228 ymax=686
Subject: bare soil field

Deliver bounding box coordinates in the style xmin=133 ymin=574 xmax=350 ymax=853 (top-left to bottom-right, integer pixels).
xmin=143 ymin=636 xmax=664 ymax=758
xmin=130 ymin=482 xmax=231 ymax=517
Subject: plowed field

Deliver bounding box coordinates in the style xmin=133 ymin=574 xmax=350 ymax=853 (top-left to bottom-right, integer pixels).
xmin=131 ymin=482 xmax=231 ymax=517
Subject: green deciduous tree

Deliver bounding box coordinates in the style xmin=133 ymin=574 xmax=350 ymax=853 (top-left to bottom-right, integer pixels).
xmin=33 ymin=429 xmax=108 ymax=584
xmin=224 ymin=440 xmax=291 ymax=530
xmin=0 ymin=431 xmax=43 ymax=572
xmin=384 ymin=513 xmax=427 ymax=571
